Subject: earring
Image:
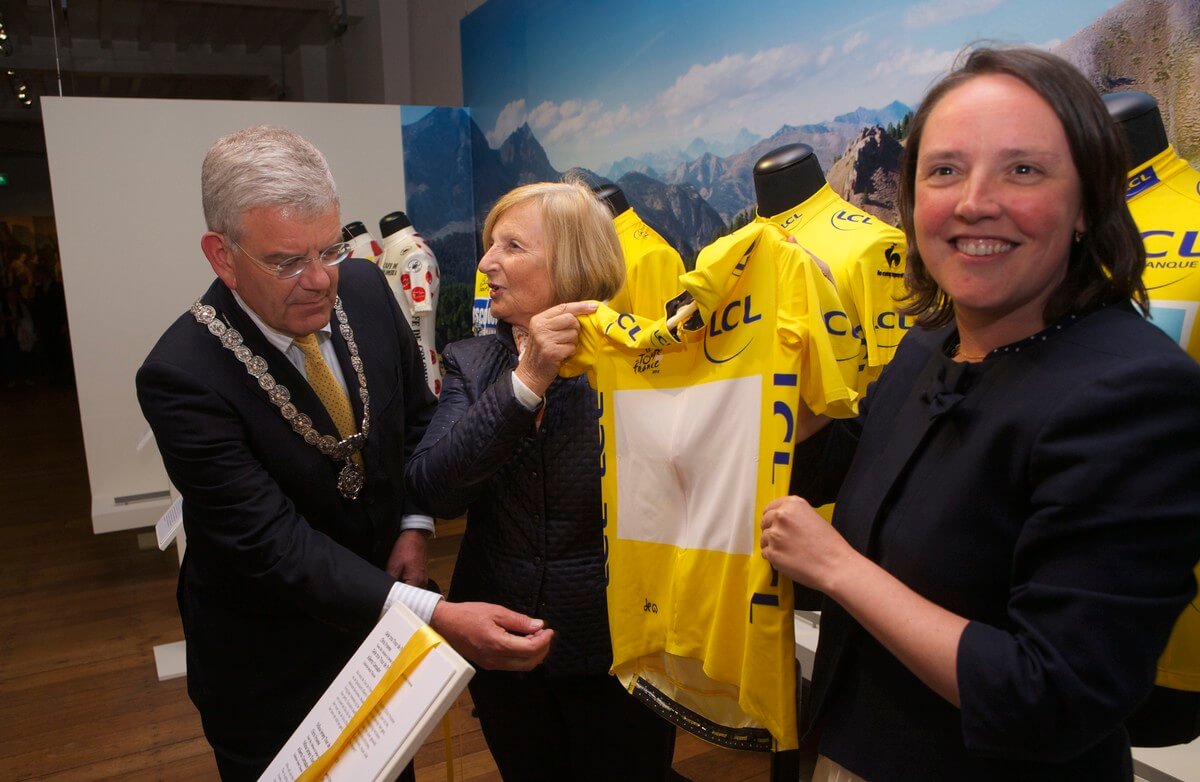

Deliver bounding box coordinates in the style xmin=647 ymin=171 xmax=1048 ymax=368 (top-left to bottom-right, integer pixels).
xmin=1073 ymin=231 xmax=1083 ymax=244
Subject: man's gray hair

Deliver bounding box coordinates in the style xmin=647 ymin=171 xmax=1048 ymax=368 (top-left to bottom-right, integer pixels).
xmin=201 ymin=126 xmax=339 ymax=239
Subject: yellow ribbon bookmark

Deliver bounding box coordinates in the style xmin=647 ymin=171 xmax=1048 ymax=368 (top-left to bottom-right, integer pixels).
xmin=297 ymin=625 xmax=443 ymax=782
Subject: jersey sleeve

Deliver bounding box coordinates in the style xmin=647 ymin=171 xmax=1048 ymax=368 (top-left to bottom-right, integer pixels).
xmin=561 ymin=303 xmax=686 ymax=382
xmin=854 ymin=234 xmax=908 ymax=370
xmin=561 ymin=309 xmax=603 ymax=380
xmin=777 ymin=241 xmax=860 ymax=418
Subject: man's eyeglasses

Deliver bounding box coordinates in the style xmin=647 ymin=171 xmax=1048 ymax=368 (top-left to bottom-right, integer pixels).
xmin=229 ymin=237 xmax=352 ymax=280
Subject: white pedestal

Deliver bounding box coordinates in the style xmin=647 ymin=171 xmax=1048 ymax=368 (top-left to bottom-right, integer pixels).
xmin=1134 ymin=739 xmax=1200 ymax=782
xmin=793 ymin=610 xmax=820 ymax=683
xmin=152 ymin=494 xmax=187 ymax=682
xmin=153 ymin=640 xmax=188 ymax=681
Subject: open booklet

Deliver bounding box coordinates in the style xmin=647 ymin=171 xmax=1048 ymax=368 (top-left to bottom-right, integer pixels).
xmin=260 ymin=602 xmax=474 ymax=782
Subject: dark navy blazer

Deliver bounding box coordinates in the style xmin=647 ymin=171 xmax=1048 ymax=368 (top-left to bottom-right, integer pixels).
xmin=792 ymin=303 xmax=1200 ymax=781
xmin=137 ymin=259 xmax=435 ymax=775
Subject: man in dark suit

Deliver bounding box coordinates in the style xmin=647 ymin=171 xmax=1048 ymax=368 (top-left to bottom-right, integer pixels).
xmin=136 ymin=126 xmax=552 ymax=780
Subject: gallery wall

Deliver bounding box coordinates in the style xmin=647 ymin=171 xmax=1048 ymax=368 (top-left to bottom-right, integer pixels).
xmin=42 ymin=97 xmax=409 ymax=532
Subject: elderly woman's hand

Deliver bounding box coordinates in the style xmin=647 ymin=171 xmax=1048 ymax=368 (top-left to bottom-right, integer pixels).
xmin=514 ymin=300 xmax=598 ymax=397
xmin=761 ymin=495 xmax=856 ymax=592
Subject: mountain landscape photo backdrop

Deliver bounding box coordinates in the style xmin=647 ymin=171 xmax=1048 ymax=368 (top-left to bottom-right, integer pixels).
xmin=404 ymin=0 xmax=1199 ymax=343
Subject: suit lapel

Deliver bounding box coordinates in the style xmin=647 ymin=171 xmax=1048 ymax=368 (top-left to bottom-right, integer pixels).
xmin=203 ymin=281 xmax=341 ymax=437
xmin=841 ymin=354 xmax=948 ymax=555
xmin=808 ymin=339 xmax=954 ymax=733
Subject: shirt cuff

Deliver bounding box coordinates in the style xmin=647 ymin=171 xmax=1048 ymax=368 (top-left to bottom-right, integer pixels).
xmin=511 ymin=371 xmax=543 ymax=411
xmin=400 ymin=514 xmax=435 ymax=535
xmin=381 ymin=581 xmax=442 ymax=624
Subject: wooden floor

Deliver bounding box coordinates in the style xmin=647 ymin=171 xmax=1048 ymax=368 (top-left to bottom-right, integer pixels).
xmin=0 ymin=383 xmax=774 ymax=781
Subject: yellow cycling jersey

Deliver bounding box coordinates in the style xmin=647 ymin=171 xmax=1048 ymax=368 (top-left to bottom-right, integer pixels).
xmin=562 ymin=222 xmax=860 ymax=751
xmin=471 ymin=269 xmax=497 ymax=337
xmin=1130 ymin=146 xmax=1200 ymax=361
xmin=1126 ymin=146 xmax=1200 ymax=691
xmin=608 ymin=207 xmax=687 ymax=318
xmin=759 ymin=184 xmax=909 ymax=394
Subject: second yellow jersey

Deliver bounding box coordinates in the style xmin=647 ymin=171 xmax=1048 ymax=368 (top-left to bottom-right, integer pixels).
xmin=760 ymin=184 xmax=909 ymax=394
xmin=607 ymin=206 xmax=687 ymax=317
xmin=1126 ymin=146 xmax=1200 ymax=691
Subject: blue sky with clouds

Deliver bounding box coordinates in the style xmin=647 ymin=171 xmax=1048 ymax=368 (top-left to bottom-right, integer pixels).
xmin=462 ymin=0 xmax=1119 ymax=171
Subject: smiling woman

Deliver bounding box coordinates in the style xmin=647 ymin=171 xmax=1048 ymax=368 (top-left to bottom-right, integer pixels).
xmin=759 ymin=47 xmax=1200 ymax=781
xmin=912 ymin=73 xmax=1086 ymax=351
xmin=897 ymin=47 xmax=1148 ymax=353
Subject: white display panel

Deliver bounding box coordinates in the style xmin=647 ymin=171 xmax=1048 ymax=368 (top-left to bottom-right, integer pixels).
xmin=42 ymin=97 xmax=408 ymax=533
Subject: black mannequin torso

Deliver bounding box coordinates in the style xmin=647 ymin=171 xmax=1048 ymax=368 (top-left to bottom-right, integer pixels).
xmin=753 ymin=144 xmax=826 ymax=218
xmin=342 ymin=220 xmax=369 ymax=242
xmin=379 ymin=210 xmax=413 ymax=239
xmin=593 ymin=184 xmax=630 ymax=217
xmin=1103 ymin=91 xmax=1169 ymax=170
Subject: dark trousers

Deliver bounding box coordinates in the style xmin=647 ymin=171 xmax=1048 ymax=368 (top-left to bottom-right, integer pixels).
xmin=469 ymin=669 xmax=677 ymax=781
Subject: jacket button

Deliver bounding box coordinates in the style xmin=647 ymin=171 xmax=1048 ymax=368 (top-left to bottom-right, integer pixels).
xmin=531 ymin=470 xmax=538 ymax=477
xmin=533 ymin=556 xmax=543 ymax=566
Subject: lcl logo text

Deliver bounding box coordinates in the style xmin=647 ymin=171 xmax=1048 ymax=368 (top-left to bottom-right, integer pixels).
xmin=831 ymin=210 xmax=873 ymax=230
xmin=780 ymin=212 xmax=803 ymax=230
xmin=709 ymin=296 xmax=762 ymax=335
xmin=824 ymin=310 xmax=915 ymax=337
xmin=1141 ymin=230 xmax=1200 ymax=258
xmin=612 ymin=312 xmax=643 ymax=340
xmin=874 ymin=312 xmax=915 ymax=330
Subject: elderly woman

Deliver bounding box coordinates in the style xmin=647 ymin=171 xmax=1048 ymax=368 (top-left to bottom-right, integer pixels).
xmin=406 ymin=181 xmax=677 ymax=780
xmin=760 ymin=48 xmax=1200 ymax=781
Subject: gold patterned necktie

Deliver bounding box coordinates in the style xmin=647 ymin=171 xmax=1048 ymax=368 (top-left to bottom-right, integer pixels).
xmin=292 ymin=333 xmax=364 ymax=468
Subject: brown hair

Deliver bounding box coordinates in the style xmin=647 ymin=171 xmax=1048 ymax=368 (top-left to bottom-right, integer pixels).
xmin=899 ymin=46 xmax=1148 ymax=328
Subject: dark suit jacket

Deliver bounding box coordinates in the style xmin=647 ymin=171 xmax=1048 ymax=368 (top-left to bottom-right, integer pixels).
xmin=136 ymin=259 xmax=435 ymax=777
xmin=792 ymin=303 xmax=1200 ymax=781
xmin=405 ymin=321 xmax=612 ymax=677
